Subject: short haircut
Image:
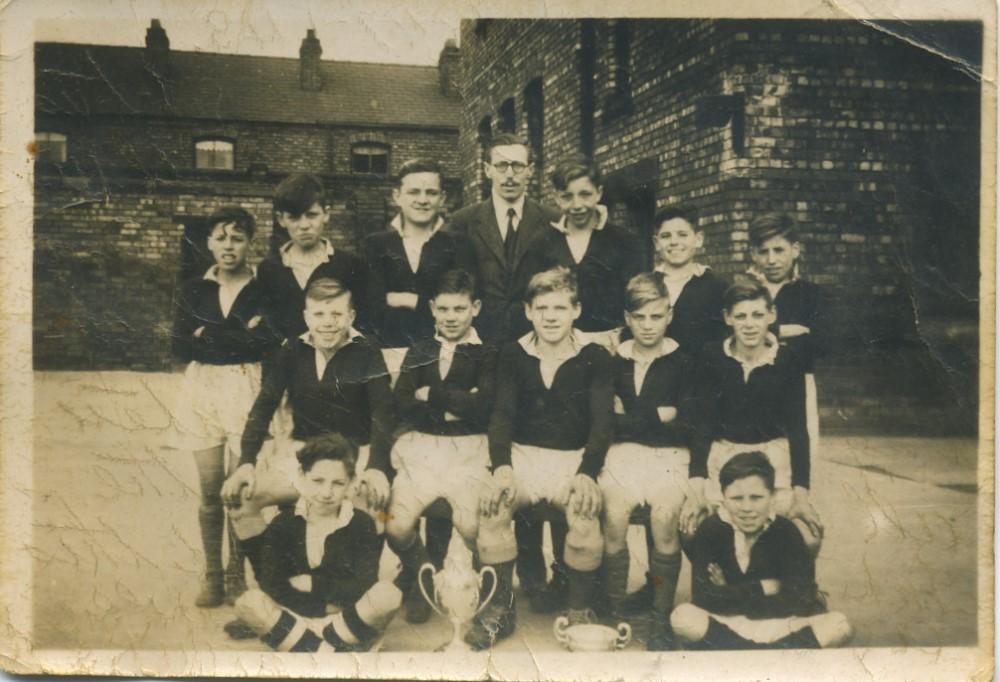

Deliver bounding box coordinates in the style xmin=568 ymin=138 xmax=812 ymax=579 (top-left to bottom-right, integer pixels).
xmin=487 ymin=133 xmax=533 ymax=163
xmin=719 ymin=450 xmax=776 ymax=493
xmin=274 ymin=174 xmax=326 ymax=216
xmin=432 ymin=269 xmax=478 ymax=301
xmin=397 ymin=158 xmax=443 ymax=187
xmin=295 ymin=433 xmax=358 ymax=477
xmin=749 ymin=212 xmax=800 ymax=247
xmin=208 ymin=207 xmax=256 ymax=240
xmin=550 ymin=154 xmax=601 ymax=191
xmin=305 ymin=277 xmax=354 ymax=308
xmin=653 ymin=206 xmax=700 ymax=233
xmin=524 ymin=266 xmax=579 ymax=305
xmin=723 ymin=280 xmax=773 ymax=313
xmin=625 ymin=272 xmax=671 ymax=313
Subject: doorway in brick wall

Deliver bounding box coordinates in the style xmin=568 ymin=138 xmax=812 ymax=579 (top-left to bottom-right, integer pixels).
xmin=602 ymin=158 xmax=658 ymax=269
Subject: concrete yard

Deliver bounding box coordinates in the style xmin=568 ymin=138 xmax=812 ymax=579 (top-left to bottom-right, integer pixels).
xmin=30 ymin=371 xmax=981 ymax=653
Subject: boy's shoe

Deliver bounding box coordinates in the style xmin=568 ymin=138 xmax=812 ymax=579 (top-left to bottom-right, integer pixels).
xmin=464 ymin=602 xmax=517 ymax=650
xmin=646 ymin=611 xmax=675 ymax=651
xmin=621 ymin=576 xmax=654 ymax=616
xmin=195 ymin=572 xmax=225 ymax=608
xmin=223 ymin=618 xmax=259 ymax=640
xmin=563 ymin=607 xmax=599 ymax=627
xmin=404 ymin=582 xmax=433 ymax=624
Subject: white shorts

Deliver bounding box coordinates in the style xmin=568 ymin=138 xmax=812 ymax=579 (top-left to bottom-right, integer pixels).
xmin=169 ymin=361 xmax=261 ymax=454
xmin=713 ymin=613 xmax=804 ymax=644
xmin=704 ymin=438 xmax=793 ymax=514
xmin=390 ymin=432 xmax=491 ymax=521
xmin=510 ymin=444 xmax=584 ymax=507
xmin=599 ymin=442 xmax=690 ymax=508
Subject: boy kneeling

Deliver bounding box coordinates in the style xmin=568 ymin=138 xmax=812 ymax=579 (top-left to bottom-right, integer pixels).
xmin=232 ymin=434 xmax=402 ymax=652
xmin=469 ymin=266 xmax=613 ymax=649
xmin=672 ymin=451 xmax=851 ymax=649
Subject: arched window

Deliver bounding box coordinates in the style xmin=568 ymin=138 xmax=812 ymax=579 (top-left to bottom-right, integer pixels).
xmin=351 ymin=143 xmax=389 ymax=174
xmin=35 ymin=132 xmax=67 ymax=163
xmin=194 ymin=138 xmax=234 ymax=170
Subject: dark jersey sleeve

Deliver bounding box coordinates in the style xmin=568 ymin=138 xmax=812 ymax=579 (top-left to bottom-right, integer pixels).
xmin=427 ymin=347 xmax=498 ymax=428
xmin=239 ymin=343 xmax=293 ymax=467
xmin=578 ymin=346 xmax=615 ymax=479
xmin=488 ymin=343 xmax=520 ymax=470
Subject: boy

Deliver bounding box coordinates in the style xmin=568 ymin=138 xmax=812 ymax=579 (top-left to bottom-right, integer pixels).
xmin=364 ymin=158 xmax=477 ymax=348
xmin=672 ymin=451 xmax=851 ymax=650
xmin=523 ymin=154 xmax=644 ymax=347
xmin=258 ymin=174 xmax=368 ymax=341
xmin=222 ymin=277 xmax=392 ymax=531
xmin=170 ymin=207 xmax=281 ymax=607
xmin=598 ymin=272 xmax=694 ymax=650
xmin=468 ymin=266 xmax=613 ymax=649
xmin=747 ymin=212 xmax=828 ymax=469
xmin=681 ymin=281 xmax=823 ymax=551
xmin=652 ymin=207 xmax=728 ymax=355
xmin=386 ymin=269 xmax=497 ymax=623
xmin=232 ymin=434 xmax=403 ymax=652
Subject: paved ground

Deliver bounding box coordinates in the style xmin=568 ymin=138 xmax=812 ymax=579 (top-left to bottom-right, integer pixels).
xmin=31 ymin=371 xmax=980 ymax=652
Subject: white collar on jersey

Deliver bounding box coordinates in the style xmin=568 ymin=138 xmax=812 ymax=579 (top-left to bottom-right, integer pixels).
xmin=279 ymin=238 xmax=335 ymax=267
xmin=723 ymin=333 xmax=780 ymax=371
xmin=517 ymin=328 xmax=590 ymax=361
xmin=550 ymin=203 xmax=609 ymax=234
xmin=298 ymin=327 xmax=364 ymax=349
xmin=202 ymin=264 xmax=257 ymax=281
xmin=654 ymin=262 xmax=709 ymax=279
xmin=434 ymin=327 xmax=484 ymax=350
xmin=390 ymin=213 xmax=446 ymax=237
xmin=616 ymin=337 xmax=679 ymax=361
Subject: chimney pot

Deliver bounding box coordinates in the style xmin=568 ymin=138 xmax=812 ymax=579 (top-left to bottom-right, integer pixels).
xmin=300 ymin=29 xmax=323 ymax=91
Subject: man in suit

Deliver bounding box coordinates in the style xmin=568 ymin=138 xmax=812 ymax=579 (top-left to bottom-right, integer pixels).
xmin=449 ymin=133 xmax=560 ymax=344
xmin=449 ymin=133 xmax=568 ymax=614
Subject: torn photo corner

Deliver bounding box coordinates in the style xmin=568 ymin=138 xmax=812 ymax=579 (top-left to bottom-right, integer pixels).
xmin=0 ymin=0 xmax=994 ymax=679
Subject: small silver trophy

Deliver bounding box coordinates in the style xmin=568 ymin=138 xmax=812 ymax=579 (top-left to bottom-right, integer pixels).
xmin=553 ymin=616 xmax=632 ymax=651
xmin=418 ymin=554 xmax=497 ymax=652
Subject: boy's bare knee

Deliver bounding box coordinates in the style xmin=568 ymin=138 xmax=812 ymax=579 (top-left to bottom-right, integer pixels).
xmin=366 ymin=580 xmax=403 ymax=613
xmin=812 ymin=611 xmax=852 ymax=648
xmin=670 ymin=603 xmax=709 ymax=642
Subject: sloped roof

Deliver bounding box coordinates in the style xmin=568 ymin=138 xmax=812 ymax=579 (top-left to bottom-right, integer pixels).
xmin=35 ymin=43 xmax=459 ymax=128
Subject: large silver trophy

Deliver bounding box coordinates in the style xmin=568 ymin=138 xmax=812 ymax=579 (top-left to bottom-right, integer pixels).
xmin=418 ymin=555 xmax=497 ymax=652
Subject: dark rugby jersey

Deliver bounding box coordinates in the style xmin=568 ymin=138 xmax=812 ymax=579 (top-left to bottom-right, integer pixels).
xmin=489 ymin=333 xmax=614 ymax=479
xmin=240 ymin=331 xmax=394 ymax=473
xmin=690 ymin=338 xmax=810 ymax=488
xmin=612 ymin=339 xmax=694 ymax=448
xmin=172 ymin=270 xmax=281 ymax=365
xmin=394 ymin=334 xmax=497 ymax=437
xmin=770 ymin=278 xmax=828 ymax=372
xmin=660 ymin=267 xmax=728 ymax=356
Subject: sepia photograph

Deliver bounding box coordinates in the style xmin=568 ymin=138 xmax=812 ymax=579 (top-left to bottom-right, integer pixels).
xmin=0 ymin=0 xmax=994 ymax=679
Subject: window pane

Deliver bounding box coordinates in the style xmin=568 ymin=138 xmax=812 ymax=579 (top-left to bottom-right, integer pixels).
xmin=371 ymin=154 xmax=388 ymax=174
xmin=195 ymin=139 xmax=234 ymax=170
xmin=351 ymin=144 xmax=388 ymax=174
xmin=351 ymin=153 xmax=371 ymax=173
xmin=35 ymin=132 xmax=67 ymax=163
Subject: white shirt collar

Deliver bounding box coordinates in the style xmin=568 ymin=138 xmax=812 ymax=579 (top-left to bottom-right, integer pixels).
xmin=390 ymin=213 xmax=446 ymax=237
xmin=202 ymin=264 xmax=257 ymax=282
xmin=616 ymin=337 xmax=679 ymax=361
xmin=550 ymin=204 xmax=609 ymax=234
xmin=718 ymin=506 xmax=776 ymax=572
xmin=655 ymin=262 xmax=709 ymax=279
xmin=517 ymin=328 xmax=589 ymax=361
xmin=298 ymin=328 xmax=364 ymax=349
xmin=723 ymin=333 xmax=780 ymax=372
xmin=294 ymin=498 xmax=354 ymax=527
xmin=434 ymin=327 xmax=483 ymax=350
xmin=279 ymin=238 xmax=334 ymax=267
xmin=493 ymin=194 xmax=526 ymax=221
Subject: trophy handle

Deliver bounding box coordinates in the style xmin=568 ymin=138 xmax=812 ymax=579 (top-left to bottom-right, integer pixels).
xmin=552 ymin=616 xmax=570 ymax=648
xmin=474 ymin=565 xmax=498 ymax=616
xmin=417 ymin=562 xmax=446 ymax=617
xmin=615 ymin=622 xmax=632 ymax=649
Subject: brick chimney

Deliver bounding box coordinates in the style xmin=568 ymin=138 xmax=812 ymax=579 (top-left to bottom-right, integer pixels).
xmin=438 ymin=39 xmax=460 ymax=97
xmin=300 ymin=29 xmax=323 ymax=91
xmin=144 ymin=19 xmax=170 ymax=77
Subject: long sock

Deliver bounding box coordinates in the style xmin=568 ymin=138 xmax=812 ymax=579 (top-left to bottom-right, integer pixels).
xmin=703 ymin=617 xmax=755 ymax=650
xmin=649 ymin=550 xmax=682 ymax=616
xmin=604 ymin=550 xmax=630 ymax=613
xmin=566 ymin=567 xmax=598 ymax=611
xmin=425 ymin=517 xmax=452 ymax=569
xmin=261 ymin=610 xmax=334 ymax=652
xmin=550 ymin=516 xmax=568 ymax=576
xmin=226 ymin=515 xmax=245 ymax=582
xmin=389 ymin=535 xmax=430 ymax=596
xmin=198 ymin=505 xmax=225 ymax=578
xmin=514 ymin=512 xmax=546 ymax=591
xmin=484 ymin=560 xmax=516 ymax=615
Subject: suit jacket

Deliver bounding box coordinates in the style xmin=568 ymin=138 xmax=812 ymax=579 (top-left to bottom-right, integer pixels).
xmin=448 ymin=197 xmax=561 ymax=342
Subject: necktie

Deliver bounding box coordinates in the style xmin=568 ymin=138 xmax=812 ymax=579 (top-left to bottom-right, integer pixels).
xmin=504 ymin=207 xmax=518 ymax=265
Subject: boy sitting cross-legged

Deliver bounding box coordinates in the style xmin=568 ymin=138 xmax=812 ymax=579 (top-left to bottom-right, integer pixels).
xmin=672 ymin=451 xmax=851 ymax=650
xmin=232 ymin=434 xmax=403 ymax=652
xmin=467 ymin=266 xmax=614 ymax=649
xmin=386 ymin=269 xmax=498 ymax=624
xmin=598 ymin=272 xmax=695 ymax=650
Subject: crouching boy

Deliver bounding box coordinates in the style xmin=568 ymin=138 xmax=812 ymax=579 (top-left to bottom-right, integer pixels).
xmin=468 ymin=266 xmax=613 ymax=649
xmin=672 ymin=451 xmax=851 ymax=650
xmin=233 ymin=434 xmax=402 ymax=652
xmin=599 ymin=272 xmax=694 ymax=649
xmin=386 ymin=269 xmax=497 ymax=623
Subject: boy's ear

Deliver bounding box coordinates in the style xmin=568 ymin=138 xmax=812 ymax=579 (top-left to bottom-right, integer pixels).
xmin=392 ymin=187 xmax=402 ymax=206
xmin=572 ymin=302 xmax=582 ymax=321
xmin=523 ymin=301 xmax=532 ymax=321
xmin=723 ymin=309 xmax=733 ymax=327
xmin=471 ymin=299 xmax=482 ymax=317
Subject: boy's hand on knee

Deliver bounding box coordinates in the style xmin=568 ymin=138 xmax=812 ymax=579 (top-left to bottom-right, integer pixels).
xmin=562 ymin=474 xmax=601 ymax=519
xmin=288 ymin=574 xmax=313 ymax=592
xmin=680 ymin=482 xmax=710 ymax=536
xmin=789 ymin=487 xmax=824 ymax=539
xmin=360 ymin=469 xmax=390 ymax=510
xmin=482 ymin=465 xmax=515 ymax=517
xmin=222 ymin=463 xmax=256 ymax=506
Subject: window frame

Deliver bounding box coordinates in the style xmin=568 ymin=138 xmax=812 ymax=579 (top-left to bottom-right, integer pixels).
xmin=194 ymin=137 xmax=236 ymax=171
xmin=350 ymin=142 xmax=390 ymax=175
xmin=35 ymin=132 xmax=68 ymax=164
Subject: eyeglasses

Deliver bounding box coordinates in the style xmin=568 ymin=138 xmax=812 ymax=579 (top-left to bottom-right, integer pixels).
xmin=491 ymin=161 xmax=529 ymax=174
